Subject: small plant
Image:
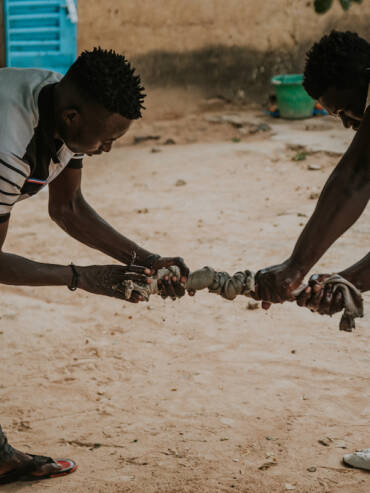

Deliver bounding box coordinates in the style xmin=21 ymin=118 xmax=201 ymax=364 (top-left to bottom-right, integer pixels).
xmin=292 ymin=151 xmax=309 ymax=161
xmin=314 ymin=0 xmax=362 ymax=14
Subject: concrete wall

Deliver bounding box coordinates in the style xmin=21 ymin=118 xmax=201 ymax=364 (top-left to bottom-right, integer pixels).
xmin=77 ymin=0 xmax=370 ymax=100
xmin=77 ymin=0 xmax=370 ymax=56
xmin=1 ymin=1 xmax=370 ymax=97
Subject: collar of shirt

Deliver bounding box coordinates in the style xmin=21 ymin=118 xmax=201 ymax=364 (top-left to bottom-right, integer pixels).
xmin=37 ymin=83 xmax=82 ymax=163
xmin=37 ymin=82 xmax=62 ymax=163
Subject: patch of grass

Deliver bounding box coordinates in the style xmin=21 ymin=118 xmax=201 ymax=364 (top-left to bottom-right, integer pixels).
xmin=292 ymin=151 xmax=309 ymax=161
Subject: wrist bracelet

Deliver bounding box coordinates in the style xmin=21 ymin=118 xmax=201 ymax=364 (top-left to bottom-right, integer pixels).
xmin=68 ymin=263 xmax=79 ymax=291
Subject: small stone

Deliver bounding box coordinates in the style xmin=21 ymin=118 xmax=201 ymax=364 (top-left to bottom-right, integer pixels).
xmin=151 ymin=147 xmax=161 ymax=153
xmin=201 ymin=97 xmax=228 ymax=111
xmin=164 ymin=138 xmax=176 ymax=145
xmin=309 ymin=192 xmax=320 ymax=200
xmin=307 ymin=466 xmax=317 ymax=472
xmin=257 ymin=123 xmax=271 ymax=132
xmin=236 ymin=89 xmax=246 ymax=99
xmin=318 ymin=437 xmax=332 ymax=447
xmin=119 ymin=475 xmax=135 ymax=481
xmin=308 ymin=164 xmax=321 ymax=170
xmin=175 ymin=179 xmax=187 ymax=187
xmin=133 ymin=135 xmax=160 ymax=144
xmin=232 ymin=458 xmax=239 ymax=462
xmin=247 ymin=302 xmax=259 ymax=310
xmin=258 ymin=461 xmax=277 ymax=470
xmin=219 ymin=115 xmax=245 ymax=127
xmin=205 ymin=115 xmax=223 ymax=124
xmin=284 ymin=484 xmax=296 ymax=491
xmin=238 ymin=127 xmax=249 ymax=135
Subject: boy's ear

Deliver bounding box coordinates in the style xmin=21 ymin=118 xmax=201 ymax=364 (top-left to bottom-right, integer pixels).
xmin=61 ymin=108 xmax=81 ymax=127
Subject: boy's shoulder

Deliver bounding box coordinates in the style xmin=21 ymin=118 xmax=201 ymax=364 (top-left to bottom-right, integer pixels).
xmin=0 ymin=68 xmax=62 ymax=155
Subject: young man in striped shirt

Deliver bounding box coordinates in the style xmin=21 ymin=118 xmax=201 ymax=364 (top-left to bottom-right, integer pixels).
xmin=0 ymin=48 xmax=189 ymax=484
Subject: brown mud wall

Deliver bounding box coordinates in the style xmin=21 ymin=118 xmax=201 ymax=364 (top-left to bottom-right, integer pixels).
xmin=78 ymin=0 xmax=370 ymax=101
xmin=1 ymin=1 xmax=370 ymax=99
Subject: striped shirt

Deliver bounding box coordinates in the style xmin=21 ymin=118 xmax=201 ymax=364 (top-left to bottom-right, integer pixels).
xmin=0 ymin=68 xmax=83 ymax=222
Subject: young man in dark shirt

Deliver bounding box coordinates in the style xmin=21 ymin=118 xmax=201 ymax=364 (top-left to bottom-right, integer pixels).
xmin=254 ymin=31 xmax=370 ymax=469
xmin=0 ymin=48 xmax=188 ymax=484
xmin=254 ymin=31 xmax=369 ymax=308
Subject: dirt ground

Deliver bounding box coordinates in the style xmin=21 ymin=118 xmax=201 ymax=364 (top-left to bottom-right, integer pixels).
xmin=0 ymin=99 xmax=369 ymax=493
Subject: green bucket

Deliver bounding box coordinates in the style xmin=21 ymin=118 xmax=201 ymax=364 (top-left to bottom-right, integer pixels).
xmin=271 ymin=74 xmax=315 ymax=119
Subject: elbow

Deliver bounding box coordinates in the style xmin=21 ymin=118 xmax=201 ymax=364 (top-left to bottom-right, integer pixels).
xmin=49 ymin=200 xmax=78 ymax=230
xmin=349 ymin=166 xmax=370 ymax=197
xmin=336 ymin=160 xmax=370 ymax=198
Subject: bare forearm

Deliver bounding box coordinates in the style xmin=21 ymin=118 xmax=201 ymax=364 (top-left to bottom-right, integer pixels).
xmin=51 ymin=193 xmax=152 ymax=265
xmin=290 ymin=112 xmax=370 ymax=274
xmin=290 ymin=169 xmax=369 ymax=273
xmin=339 ymin=252 xmax=370 ymax=292
xmin=0 ymin=252 xmax=71 ymax=286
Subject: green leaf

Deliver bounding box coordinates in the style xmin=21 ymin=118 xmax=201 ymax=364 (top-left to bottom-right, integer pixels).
xmin=339 ymin=0 xmax=352 ymax=10
xmin=314 ymin=0 xmax=334 ymax=13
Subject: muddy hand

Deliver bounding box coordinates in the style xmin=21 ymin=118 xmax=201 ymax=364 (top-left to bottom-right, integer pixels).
xmin=254 ymin=259 xmax=305 ymax=309
xmin=76 ymin=264 xmax=152 ymax=303
xmin=296 ymin=274 xmax=344 ymax=315
xmin=150 ymin=256 xmax=189 ymax=300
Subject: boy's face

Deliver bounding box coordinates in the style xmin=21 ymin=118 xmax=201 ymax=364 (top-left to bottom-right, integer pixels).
xmin=58 ymin=105 xmax=132 ymax=155
xmin=319 ymin=83 xmax=368 ymax=131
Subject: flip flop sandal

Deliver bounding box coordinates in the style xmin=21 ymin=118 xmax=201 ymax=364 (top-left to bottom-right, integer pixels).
xmin=0 ymin=454 xmax=77 ymax=485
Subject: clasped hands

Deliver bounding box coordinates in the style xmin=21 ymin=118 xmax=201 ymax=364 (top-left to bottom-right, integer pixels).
xmin=253 ymin=259 xmax=344 ymax=316
xmin=79 ymin=254 xmax=343 ymax=317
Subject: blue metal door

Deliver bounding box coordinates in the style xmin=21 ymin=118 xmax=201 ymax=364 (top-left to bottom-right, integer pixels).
xmin=3 ymin=0 xmax=77 ymax=74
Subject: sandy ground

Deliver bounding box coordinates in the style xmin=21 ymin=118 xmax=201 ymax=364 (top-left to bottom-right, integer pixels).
xmin=0 ymin=104 xmax=369 ymax=493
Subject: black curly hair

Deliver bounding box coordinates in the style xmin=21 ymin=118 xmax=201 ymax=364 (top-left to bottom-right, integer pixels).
xmin=303 ymin=30 xmax=370 ymax=100
xmin=65 ymin=47 xmax=146 ymax=119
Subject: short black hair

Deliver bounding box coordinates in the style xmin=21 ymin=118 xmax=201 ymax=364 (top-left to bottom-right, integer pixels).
xmin=65 ymin=47 xmax=146 ymax=119
xmin=303 ymin=30 xmax=370 ymax=100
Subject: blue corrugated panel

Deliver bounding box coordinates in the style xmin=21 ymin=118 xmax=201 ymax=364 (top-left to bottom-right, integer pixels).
xmin=3 ymin=0 xmax=77 ymax=74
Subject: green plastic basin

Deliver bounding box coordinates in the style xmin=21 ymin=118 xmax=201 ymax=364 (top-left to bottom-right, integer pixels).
xmin=271 ymin=74 xmax=315 ymax=119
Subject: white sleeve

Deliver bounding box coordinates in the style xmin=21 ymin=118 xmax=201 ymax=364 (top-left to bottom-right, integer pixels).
xmin=0 ymin=152 xmax=30 ymax=216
